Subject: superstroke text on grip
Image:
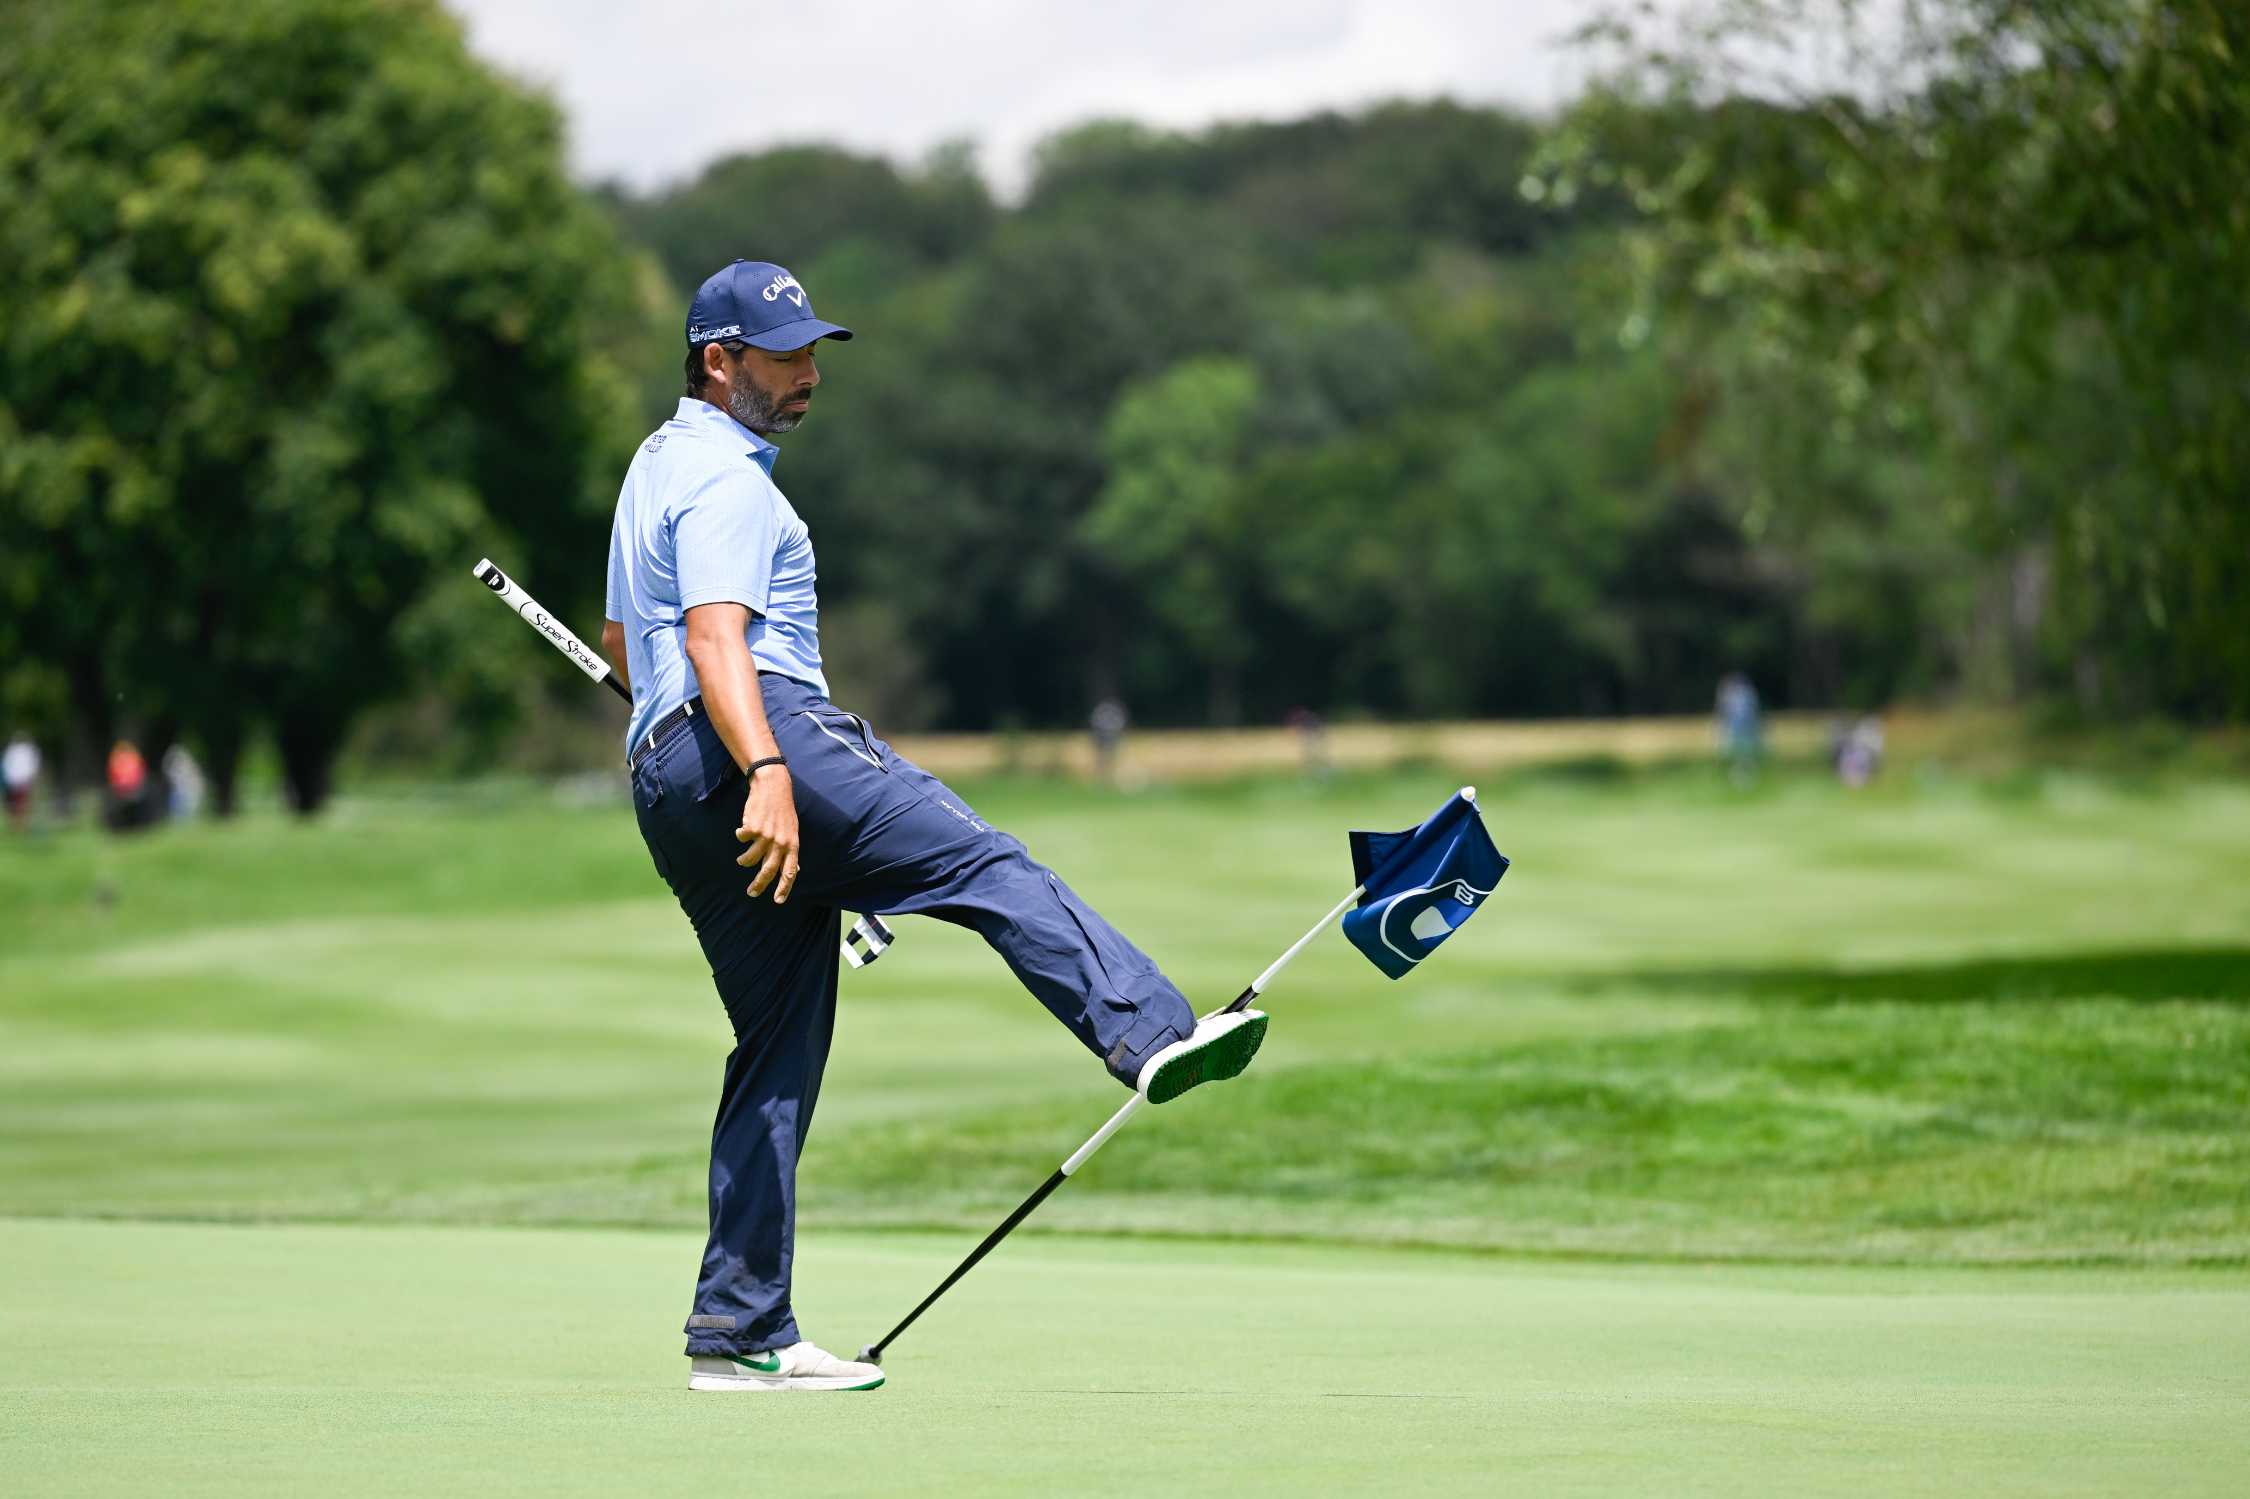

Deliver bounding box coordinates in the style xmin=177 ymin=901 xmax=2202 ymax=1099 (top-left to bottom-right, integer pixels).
xmin=472 ymin=558 xmax=628 ymax=699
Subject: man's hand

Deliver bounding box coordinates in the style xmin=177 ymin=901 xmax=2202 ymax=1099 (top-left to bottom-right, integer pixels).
xmin=735 ymin=765 xmax=799 ymax=903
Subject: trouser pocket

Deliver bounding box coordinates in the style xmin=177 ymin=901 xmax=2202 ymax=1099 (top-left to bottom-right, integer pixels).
xmin=792 ymin=707 xmax=886 ymax=771
xmin=635 ymin=717 xmax=743 ymax=884
xmin=630 ymin=757 xmax=673 ymax=882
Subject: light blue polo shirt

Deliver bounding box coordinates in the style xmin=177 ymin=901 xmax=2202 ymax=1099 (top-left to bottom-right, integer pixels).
xmin=605 ymin=397 xmax=827 ymax=752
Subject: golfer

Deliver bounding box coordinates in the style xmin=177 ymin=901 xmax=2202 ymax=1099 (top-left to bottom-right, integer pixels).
xmin=601 ymin=260 xmax=1267 ymax=1393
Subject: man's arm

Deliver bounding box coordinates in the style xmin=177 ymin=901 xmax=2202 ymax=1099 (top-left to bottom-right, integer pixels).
xmin=682 ymin=602 xmax=799 ymax=904
xmin=600 ymin=620 xmax=631 ymax=693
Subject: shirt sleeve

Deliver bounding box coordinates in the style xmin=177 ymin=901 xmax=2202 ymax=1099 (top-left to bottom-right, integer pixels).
xmin=672 ymin=469 xmax=781 ymax=616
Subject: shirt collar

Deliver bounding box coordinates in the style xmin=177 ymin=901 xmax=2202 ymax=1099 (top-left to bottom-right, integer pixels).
xmin=675 ymin=396 xmax=780 ymax=475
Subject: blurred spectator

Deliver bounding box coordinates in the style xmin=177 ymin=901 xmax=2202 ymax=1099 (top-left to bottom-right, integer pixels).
xmin=1837 ymin=716 xmax=1886 ymax=789
xmin=1714 ymin=672 xmax=1763 ymax=785
xmin=3 ymin=734 xmax=39 ymax=830
xmin=1089 ymin=697 xmax=1129 ymax=783
xmin=1286 ymin=706 xmax=1332 ymax=781
xmin=163 ymin=744 xmax=206 ymax=821
xmin=105 ymin=739 xmax=157 ymax=833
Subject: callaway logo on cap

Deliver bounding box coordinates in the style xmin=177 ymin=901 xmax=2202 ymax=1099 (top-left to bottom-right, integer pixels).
xmin=686 ymin=259 xmax=855 ymax=351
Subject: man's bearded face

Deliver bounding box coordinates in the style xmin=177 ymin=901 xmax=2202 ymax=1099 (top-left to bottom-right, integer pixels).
xmin=723 ymin=347 xmax=816 ymax=435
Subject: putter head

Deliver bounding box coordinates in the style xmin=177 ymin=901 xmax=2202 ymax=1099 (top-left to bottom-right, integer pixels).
xmin=842 ymin=913 xmax=895 ymax=969
xmin=857 ymin=1344 xmax=883 ymax=1366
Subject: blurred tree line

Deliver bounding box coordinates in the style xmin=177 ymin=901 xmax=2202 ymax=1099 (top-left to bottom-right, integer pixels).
xmin=3 ymin=0 xmax=2243 ymax=814
xmin=609 ymin=103 xmax=1870 ymax=733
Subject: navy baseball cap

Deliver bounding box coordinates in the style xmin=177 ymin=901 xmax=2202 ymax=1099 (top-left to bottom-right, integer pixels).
xmin=686 ymin=259 xmax=853 ymax=350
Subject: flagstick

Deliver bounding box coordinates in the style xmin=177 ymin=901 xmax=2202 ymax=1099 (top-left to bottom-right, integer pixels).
xmin=1063 ymin=883 xmax=1362 ymax=1170
xmin=1225 ymin=884 xmax=1364 ymax=1013
xmin=856 ymin=883 xmax=1364 ymax=1365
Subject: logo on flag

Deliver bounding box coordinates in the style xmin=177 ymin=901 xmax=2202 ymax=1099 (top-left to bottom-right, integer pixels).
xmin=1340 ymin=789 xmax=1508 ymax=979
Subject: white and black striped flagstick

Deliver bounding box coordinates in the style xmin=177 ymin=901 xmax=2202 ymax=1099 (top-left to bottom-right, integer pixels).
xmin=855 ymin=883 xmax=1366 ymax=1366
xmin=472 ymin=557 xmax=896 ymax=970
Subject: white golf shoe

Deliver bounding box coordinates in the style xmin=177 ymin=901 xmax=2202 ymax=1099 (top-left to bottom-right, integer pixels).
xmin=687 ymin=1340 xmax=885 ymax=1392
xmin=1137 ymin=1008 xmax=1269 ymax=1104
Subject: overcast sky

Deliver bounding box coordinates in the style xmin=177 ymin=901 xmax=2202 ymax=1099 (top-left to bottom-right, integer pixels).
xmin=446 ymin=0 xmax=1614 ymax=196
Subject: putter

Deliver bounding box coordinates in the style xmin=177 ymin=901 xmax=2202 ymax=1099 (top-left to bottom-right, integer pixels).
xmin=472 ymin=557 xmax=896 ymax=969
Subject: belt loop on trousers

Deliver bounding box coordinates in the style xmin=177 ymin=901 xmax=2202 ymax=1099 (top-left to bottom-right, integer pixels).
xmin=627 ymin=695 xmax=702 ymax=773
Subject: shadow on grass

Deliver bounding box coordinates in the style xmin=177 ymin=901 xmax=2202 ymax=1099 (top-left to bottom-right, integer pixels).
xmin=1575 ymin=947 xmax=2250 ymax=1004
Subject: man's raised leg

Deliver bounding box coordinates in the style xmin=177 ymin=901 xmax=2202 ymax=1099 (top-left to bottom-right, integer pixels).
xmin=776 ymin=693 xmax=1262 ymax=1094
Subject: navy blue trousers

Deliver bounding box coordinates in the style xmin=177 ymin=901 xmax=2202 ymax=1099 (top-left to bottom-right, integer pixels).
xmin=630 ymin=674 xmax=1197 ymax=1356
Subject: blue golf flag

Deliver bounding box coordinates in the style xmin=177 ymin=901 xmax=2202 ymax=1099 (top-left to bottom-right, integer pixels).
xmin=1342 ymin=788 xmax=1508 ymax=979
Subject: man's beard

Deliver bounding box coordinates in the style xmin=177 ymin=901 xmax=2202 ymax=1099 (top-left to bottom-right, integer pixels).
xmin=727 ymin=380 xmax=808 ymax=435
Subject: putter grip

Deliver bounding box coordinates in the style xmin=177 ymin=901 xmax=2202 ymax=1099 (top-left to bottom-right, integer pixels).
xmin=472 ymin=558 xmax=624 ymax=697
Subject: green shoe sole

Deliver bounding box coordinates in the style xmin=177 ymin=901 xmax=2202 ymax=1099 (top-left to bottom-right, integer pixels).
xmin=1145 ymin=1012 xmax=1269 ymax=1104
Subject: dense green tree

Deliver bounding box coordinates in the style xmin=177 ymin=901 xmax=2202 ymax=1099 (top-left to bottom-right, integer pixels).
xmin=1028 ymin=102 xmax=1564 ymax=280
xmin=0 ymin=0 xmax=642 ymax=809
xmin=613 ymin=142 xmax=994 ymax=297
xmin=1088 ymin=357 xmax=1264 ymax=722
xmin=1549 ymin=0 xmax=2250 ymax=717
xmin=907 ymin=198 xmax=1254 ymax=725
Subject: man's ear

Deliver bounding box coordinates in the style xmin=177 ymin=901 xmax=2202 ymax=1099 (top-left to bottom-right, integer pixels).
xmin=703 ymin=343 xmax=733 ymax=391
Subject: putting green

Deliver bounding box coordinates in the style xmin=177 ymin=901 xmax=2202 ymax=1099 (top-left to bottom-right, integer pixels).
xmin=5 ymin=1218 xmax=2245 ymax=1497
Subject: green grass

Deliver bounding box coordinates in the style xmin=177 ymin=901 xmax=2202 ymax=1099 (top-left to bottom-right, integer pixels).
xmin=4 ymin=766 xmax=2246 ymax=1261
xmin=5 ymin=1218 xmax=2246 ymax=1499
xmin=4 ymin=762 xmax=2249 ymax=1493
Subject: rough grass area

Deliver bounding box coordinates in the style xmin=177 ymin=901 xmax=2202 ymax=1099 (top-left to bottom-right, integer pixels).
xmin=4 ymin=764 xmax=2246 ymax=1264
xmin=825 ymin=994 xmax=2250 ymax=1263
